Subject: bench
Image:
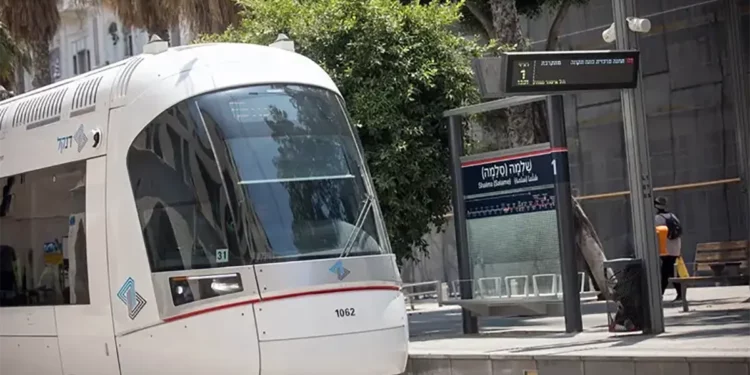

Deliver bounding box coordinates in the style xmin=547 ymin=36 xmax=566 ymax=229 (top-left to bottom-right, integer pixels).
xmin=669 ymin=240 xmax=749 ymax=312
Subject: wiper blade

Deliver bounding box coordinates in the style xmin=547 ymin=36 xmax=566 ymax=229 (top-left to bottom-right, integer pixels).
xmin=339 ymin=194 xmax=374 ymax=258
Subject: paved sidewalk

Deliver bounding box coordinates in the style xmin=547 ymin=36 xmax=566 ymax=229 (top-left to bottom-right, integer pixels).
xmin=405 ymin=286 xmax=750 ymax=375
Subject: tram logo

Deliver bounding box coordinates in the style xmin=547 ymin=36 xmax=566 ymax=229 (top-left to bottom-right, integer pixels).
xmin=56 ymin=125 xmax=88 ymax=154
xmin=73 ymin=124 xmax=88 ymax=153
xmin=329 ymin=260 xmax=351 ymax=281
xmin=117 ymin=277 xmax=147 ymax=320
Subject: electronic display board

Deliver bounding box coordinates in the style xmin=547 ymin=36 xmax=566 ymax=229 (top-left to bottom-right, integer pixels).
xmin=502 ymin=50 xmax=640 ymax=94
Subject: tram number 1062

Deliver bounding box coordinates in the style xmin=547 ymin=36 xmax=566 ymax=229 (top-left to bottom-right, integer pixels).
xmin=335 ymin=308 xmax=356 ymax=318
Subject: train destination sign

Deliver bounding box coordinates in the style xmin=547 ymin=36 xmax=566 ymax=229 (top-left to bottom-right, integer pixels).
xmin=501 ymin=50 xmax=640 ymax=95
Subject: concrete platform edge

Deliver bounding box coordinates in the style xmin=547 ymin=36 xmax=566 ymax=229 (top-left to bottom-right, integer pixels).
xmin=403 ymin=354 xmax=750 ymax=375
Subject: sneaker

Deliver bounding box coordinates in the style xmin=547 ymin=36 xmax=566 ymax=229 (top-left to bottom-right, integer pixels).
xmin=610 ymin=320 xmax=637 ymax=332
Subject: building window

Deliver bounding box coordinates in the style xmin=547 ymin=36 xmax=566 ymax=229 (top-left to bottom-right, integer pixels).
xmin=0 ymin=161 xmax=90 ymax=307
xmin=124 ymin=29 xmax=134 ymax=57
xmin=49 ymin=47 xmax=62 ymax=82
xmin=71 ymin=38 xmax=91 ymax=75
xmin=91 ymin=16 xmax=101 ymax=67
xmin=73 ymin=49 xmax=91 ymax=75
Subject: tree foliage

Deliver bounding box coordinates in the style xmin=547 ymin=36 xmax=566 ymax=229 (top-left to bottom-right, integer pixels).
xmin=80 ymin=0 xmax=241 ymax=39
xmin=404 ymin=0 xmax=590 ymax=46
xmin=199 ymin=0 xmax=486 ymax=262
xmin=515 ymin=0 xmax=588 ymax=18
xmin=0 ymin=22 xmax=29 ymax=92
xmin=400 ymin=0 xmax=580 ymax=30
xmin=0 ymin=0 xmax=60 ymax=88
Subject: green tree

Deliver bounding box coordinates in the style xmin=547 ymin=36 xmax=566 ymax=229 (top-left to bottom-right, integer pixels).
xmin=0 ymin=22 xmax=29 ymax=93
xmin=0 ymin=0 xmax=60 ymax=88
xmin=83 ymin=0 xmax=241 ymax=41
xmin=459 ymin=0 xmax=589 ymax=48
xmin=403 ymin=0 xmax=588 ymax=50
xmin=198 ymin=0 xmax=486 ymax=262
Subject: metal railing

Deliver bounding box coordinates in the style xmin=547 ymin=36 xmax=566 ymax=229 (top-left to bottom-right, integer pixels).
xmin=401 ymin=281 xmax=441 ymax=310
xmin=401 ymin=272 xmax=599 ymax=310
xmin=446 ymin=272 xmax=598 ymax=300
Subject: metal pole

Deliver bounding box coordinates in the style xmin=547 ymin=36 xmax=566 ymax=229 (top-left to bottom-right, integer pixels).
xmin=448 ymin=115 xmax=479 ymax=334
xmin=612 ymin=0 xmax=665 ymax=334
xmin=547 ymin=95 xmax=583 ymax=333
xmin=723 ymin=0 xmax=750 ymax=286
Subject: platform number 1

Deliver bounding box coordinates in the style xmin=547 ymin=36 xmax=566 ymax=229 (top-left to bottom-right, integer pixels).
xmin=551 ymin=158 xmax=557 ymax=176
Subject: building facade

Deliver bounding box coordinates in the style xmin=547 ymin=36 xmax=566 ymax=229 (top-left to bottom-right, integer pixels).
xmin=17 ymin=2 xmax=194 ymax=93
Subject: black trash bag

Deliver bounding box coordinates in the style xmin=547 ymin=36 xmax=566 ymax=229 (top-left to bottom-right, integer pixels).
xmin=609 ymin=263 xmax=645 ymax=332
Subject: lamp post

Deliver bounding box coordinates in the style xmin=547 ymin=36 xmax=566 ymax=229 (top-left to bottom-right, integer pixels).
xmin=605 ymin=2 xmax=665 ymax=334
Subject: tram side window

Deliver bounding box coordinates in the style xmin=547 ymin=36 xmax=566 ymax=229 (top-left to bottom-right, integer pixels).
xmin=0 ymin=161 xmax=90 ymax=307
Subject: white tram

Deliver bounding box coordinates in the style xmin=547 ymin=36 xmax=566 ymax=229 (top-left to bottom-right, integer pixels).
xmin=0 ymin=41 xmax=408 ymax=375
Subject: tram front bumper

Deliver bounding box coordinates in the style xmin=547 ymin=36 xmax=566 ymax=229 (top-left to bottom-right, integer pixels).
xmin=254 ymin=288 xmax=408 ymax=375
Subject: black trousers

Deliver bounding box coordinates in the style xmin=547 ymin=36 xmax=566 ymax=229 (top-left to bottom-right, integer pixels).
xmin=660 ymin=255 xmax=682 ymax=297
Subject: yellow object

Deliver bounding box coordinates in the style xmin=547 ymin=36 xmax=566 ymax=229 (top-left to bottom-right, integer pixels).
xmin=43 ymin=253 xmax=63 ymax=265
xmin=676 ymin=256 xmax=690 ymax=278
xmin=656 ymin=225 xmax=668 ymax=256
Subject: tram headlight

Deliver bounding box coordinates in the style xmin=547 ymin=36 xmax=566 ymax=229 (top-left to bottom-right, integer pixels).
xmin=210 ymin=280 xmax=241 ymax=293
xmin=169 ymin=273 xmax=244 ymax=306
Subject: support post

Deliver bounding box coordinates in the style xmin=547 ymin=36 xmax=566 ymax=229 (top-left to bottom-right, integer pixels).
xmin=547 ymin=95 xmax=583 ymax=333
xmin=723 ymin=0 xmax=750 ymax=286
xmin=612 ymin=0 xmax=665 ymax=333
xmin=448 ymin=115 xmax=479 ymax=334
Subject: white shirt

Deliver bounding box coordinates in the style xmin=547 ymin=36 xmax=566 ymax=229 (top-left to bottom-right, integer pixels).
xmin=655 ymin=212 xmax=682 ymax=257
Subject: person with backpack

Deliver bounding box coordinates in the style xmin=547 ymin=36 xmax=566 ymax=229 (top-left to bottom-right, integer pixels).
xmin=654 ymin=196 xmax=683 ymax=301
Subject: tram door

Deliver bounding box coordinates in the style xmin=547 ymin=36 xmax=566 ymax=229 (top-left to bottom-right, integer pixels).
xmin=53 ymin=157 xmax=120 ymax=375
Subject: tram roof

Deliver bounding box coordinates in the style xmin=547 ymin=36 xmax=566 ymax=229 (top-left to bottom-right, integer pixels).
xmin=0 ymin=42 xmax=340 ymax=133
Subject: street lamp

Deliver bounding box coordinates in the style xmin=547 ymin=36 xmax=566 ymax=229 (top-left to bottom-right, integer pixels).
xmin=269 ymin=33 xmax=295 ymax=53
xmin=602 ymin=17 xmax=652 ymax=43
xmin=607 ymin=2 xmax=665 ymax=334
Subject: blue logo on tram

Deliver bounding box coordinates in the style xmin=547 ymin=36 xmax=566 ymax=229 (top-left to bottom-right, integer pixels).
xmin=329 ymin=260 xmax=351 ymax=281
xmin=117 ymin=277 xmax=147 ymax=320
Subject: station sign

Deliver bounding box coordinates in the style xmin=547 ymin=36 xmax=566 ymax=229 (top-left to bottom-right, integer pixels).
xmin=461 ymin=146 xmax=569 ymax=219
xmin=459 ymin=145 xmax=565 ymax=281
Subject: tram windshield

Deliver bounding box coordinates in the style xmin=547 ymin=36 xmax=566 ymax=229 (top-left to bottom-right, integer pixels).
xmin=127 ymin=84 xmax=387 ymax=272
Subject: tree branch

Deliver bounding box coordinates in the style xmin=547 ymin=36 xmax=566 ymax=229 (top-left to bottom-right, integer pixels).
xmin=464 ymin=0 xmax=495 ymax=40
xmin=544 ymin=0 xmax=571 ymax=51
